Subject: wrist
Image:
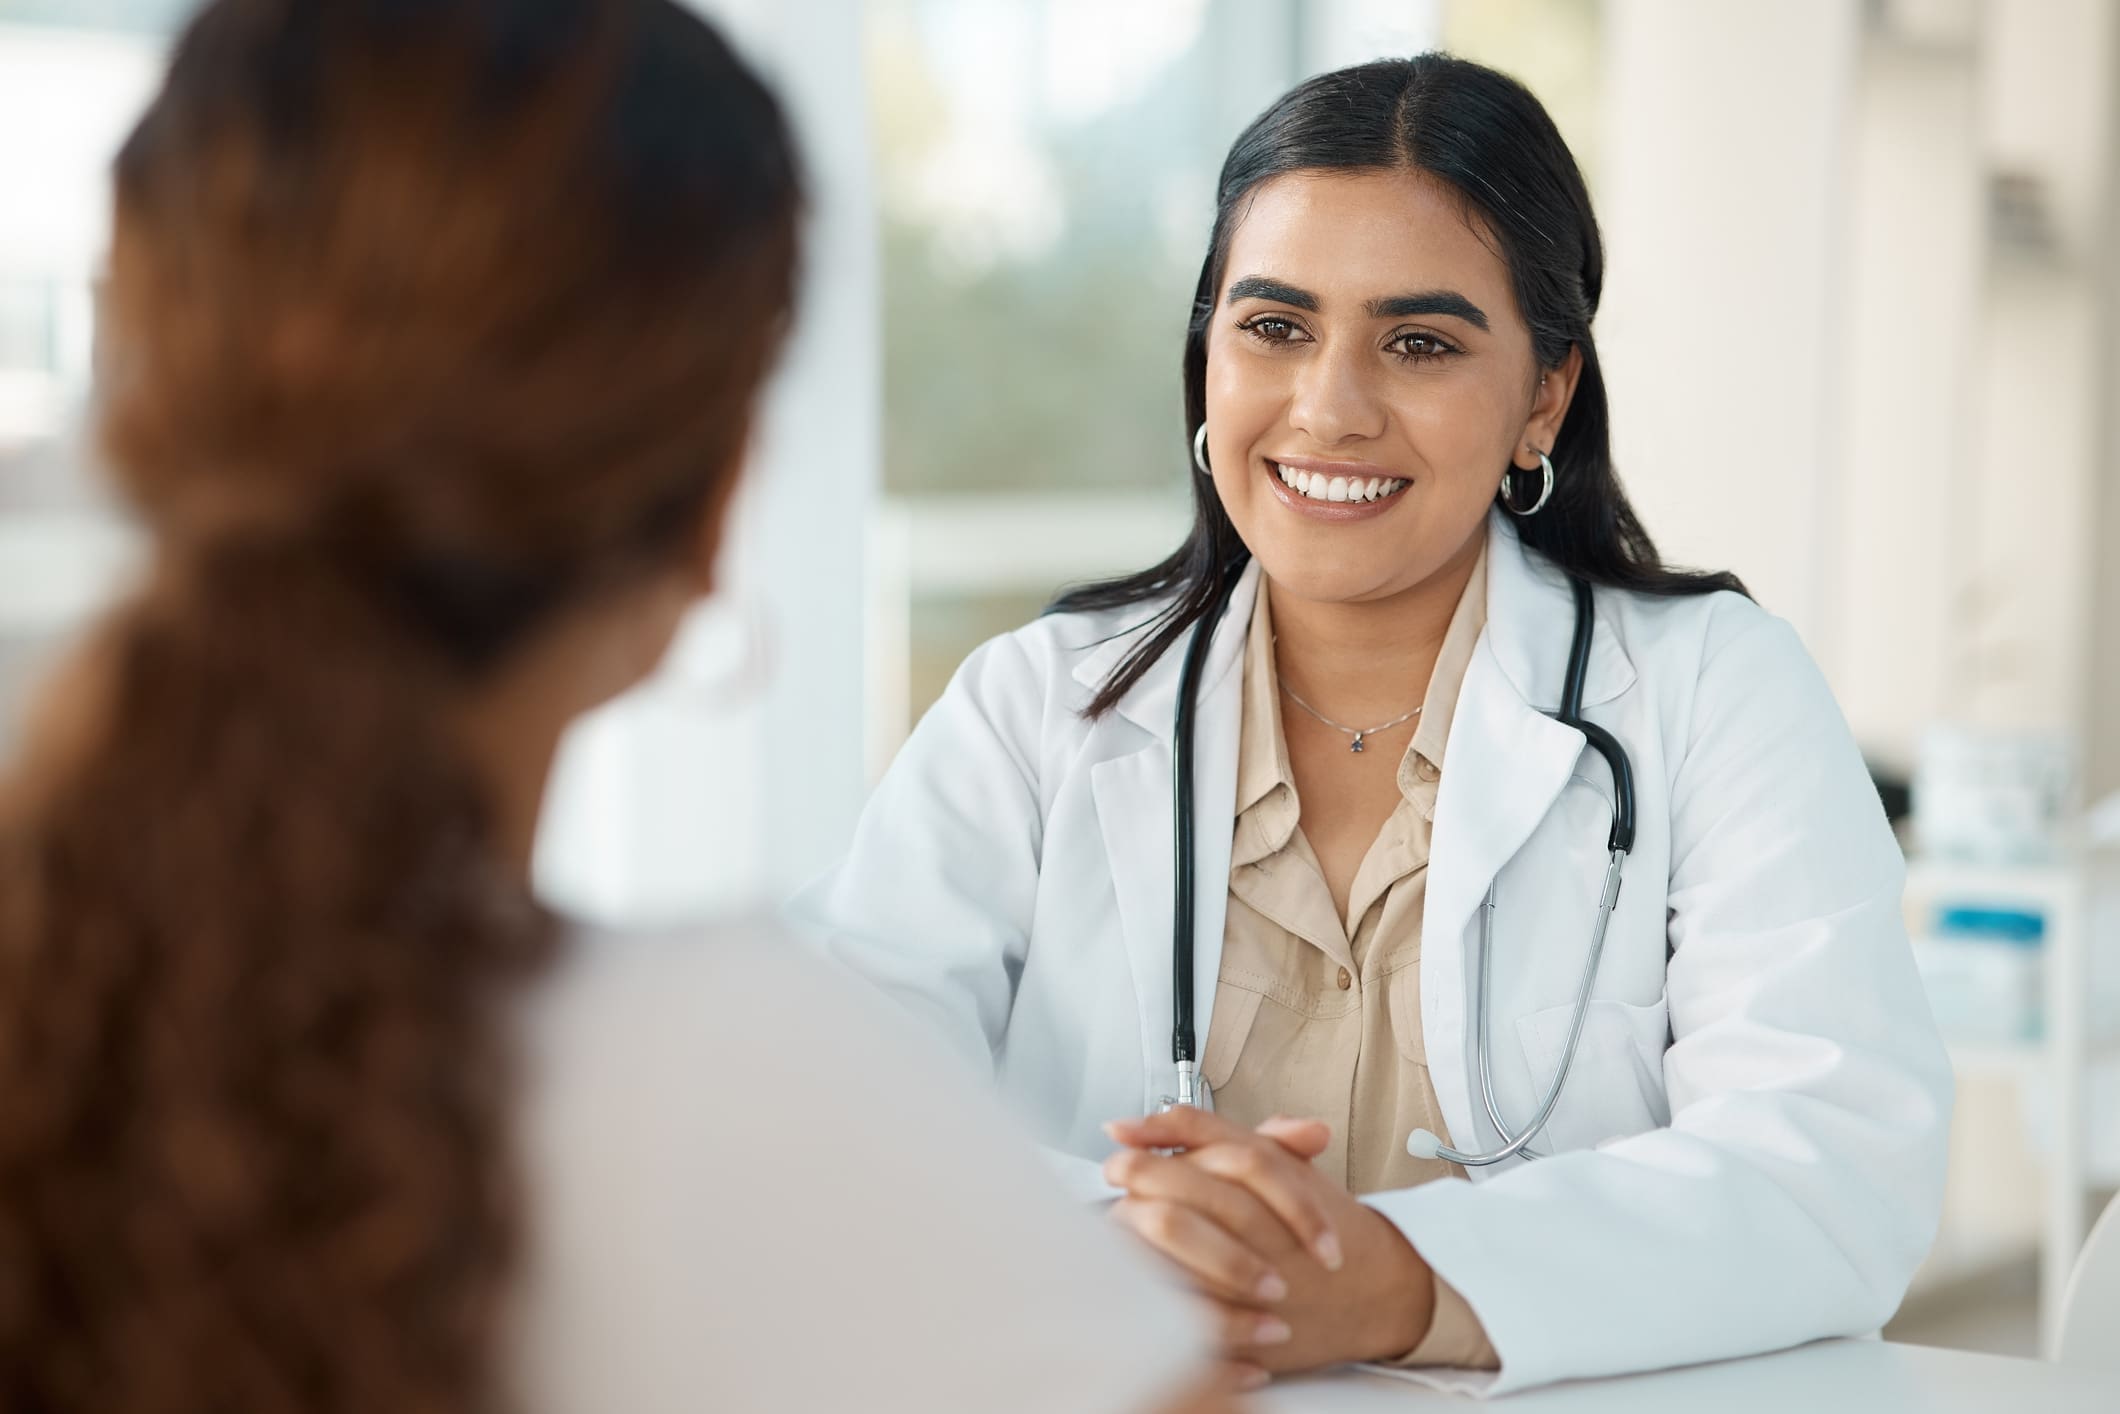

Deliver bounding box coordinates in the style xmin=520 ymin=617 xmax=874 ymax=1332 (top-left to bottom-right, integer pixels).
xmin=1352 ymin=1206 xmax=1436 ymax=1362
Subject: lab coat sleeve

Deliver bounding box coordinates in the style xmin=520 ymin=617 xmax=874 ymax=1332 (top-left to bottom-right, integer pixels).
xmin=790 ymin=631 xmax=1045 ymax=1067
xmin=787 ymin=631 xmax=1117 ymax=1203
xmin=1363 ymin=612 xmax=1953 ymax=1396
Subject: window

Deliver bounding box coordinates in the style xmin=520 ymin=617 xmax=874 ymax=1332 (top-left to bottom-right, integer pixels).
xmin=868 ymin=0 xmax=1425 ymax=764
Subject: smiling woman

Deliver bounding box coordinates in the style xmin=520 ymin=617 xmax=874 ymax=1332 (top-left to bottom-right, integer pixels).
xmin=799 ymin=52 xmax=1951 ymax=1396
xmin=1054 ymin=56 xmax=1743 ymax=721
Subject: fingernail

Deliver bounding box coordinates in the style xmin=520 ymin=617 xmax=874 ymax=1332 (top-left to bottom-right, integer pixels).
xmin=1254 ymin=1316 xmax=1293 ymax=1345
xmin=1238 ymin=1367 xmax=1271 ymax=1391
xmin=1314 ymin=1231 xmax=1343 ymax=1272
xmin=1255 ymin=1271 xmax=1288 ymax=1302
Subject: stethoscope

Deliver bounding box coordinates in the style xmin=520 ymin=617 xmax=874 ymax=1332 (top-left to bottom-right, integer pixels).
xmin=1165 ymin=567 xmax=1636 ymax=1168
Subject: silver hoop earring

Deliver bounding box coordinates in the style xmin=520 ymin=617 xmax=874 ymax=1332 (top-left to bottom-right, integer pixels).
xmin=1191 ymin=423 xmax=1211 ymax=476
xmin=1501 ymin=449 xmax=1555 ymax=517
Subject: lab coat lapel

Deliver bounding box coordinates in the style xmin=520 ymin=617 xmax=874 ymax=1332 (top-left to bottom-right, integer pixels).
xmin=1421 ymin=516 xmax=1637 ymax=1155
xmin=1081 ymin=561 xmax=1258 ymax=1105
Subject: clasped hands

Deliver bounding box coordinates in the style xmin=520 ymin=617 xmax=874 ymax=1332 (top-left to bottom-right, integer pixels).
xmin=1102 ymin=1108 xmax=1436 ymax=1389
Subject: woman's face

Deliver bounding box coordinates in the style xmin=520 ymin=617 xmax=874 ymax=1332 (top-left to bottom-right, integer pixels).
xmin=1202 ymin=167 xmax=1576 ymax=606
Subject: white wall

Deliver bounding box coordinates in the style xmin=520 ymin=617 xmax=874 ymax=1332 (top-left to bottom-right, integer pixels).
xmin=1596 ymin=0 xmax=1860 ymax=661
xmin=1829 ymin=36 xmax=1982 ymax=773
xmin=1598 ymin=0 xmax=2119 ymax=794
xmin=532 ymin=0 xmax=880 ymax=926
xmin=1967 ymin=0 xmax=2118 ymax=796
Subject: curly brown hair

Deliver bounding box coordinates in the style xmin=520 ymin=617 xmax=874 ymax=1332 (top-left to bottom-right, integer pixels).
xmin=0 ymin=3 xmax=801 ymax=1411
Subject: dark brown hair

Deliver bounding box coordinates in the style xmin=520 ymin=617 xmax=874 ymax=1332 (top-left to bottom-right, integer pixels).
xmin=0 ymin=2 xmax=800 ymax=1411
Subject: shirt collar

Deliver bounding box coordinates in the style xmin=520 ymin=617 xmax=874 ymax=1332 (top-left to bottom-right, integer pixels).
xmin=1232 ymin=586 xmax=1299 ymax=866
xmin=1399 ymin=535 xmax=1489 ymax=813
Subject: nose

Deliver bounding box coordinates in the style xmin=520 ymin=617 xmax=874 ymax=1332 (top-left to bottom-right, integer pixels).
xmin=1285 ymin=338 xmax=1390 ymax=447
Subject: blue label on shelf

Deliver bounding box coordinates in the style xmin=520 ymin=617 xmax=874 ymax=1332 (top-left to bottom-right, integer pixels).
xmin=1930 ymin=905 xmax=2046 ymax=944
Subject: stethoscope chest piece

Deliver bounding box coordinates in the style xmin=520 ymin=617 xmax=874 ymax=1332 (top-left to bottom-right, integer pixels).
xmin=1157 ymin=1065 xmax=1214 ymax=1114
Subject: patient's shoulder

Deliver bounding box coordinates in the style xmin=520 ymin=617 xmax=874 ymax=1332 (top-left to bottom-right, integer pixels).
xmin=523 ymin=916 xmax=905 ymax=1091
xmin=509 ymin=918 xmax=1205 ymax=1413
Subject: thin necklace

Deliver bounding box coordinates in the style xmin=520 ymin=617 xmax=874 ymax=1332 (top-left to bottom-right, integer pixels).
xmin=1279 ymin=682 xmax=1422 ymax=754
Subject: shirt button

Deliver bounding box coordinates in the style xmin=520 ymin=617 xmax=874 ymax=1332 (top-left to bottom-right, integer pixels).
xmin=1416 ymin=759 xmax=1439 ymax=782
xmin=1336 ymin=967 xmax=1352 ymax=991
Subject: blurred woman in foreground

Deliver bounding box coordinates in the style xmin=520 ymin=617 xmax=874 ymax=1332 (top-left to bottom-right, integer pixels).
xmin=0 ymin=2 xmax=1222 ymax=1410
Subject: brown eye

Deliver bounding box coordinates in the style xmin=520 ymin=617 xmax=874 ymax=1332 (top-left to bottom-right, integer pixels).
xmin=1389 ymin=331 xmax=1458 ymax=362
xmin=1237 ymin=316 xmax=1301 ymax=342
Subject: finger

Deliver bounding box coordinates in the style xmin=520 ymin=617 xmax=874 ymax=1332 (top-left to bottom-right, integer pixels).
xmin=1104 ymin=1107 xmax=1249 ymax=1153
xmin=1104 ymin=1148 xmax=1298 ymax=1262
xmin=1111 ymin=1196 xmax=1290 ymax=1306
xmin=1253 ymin=1114 xmax=1332 ymax=1160
xmin=1222 ymin=1360 xmax=1271 ymax=1393
xmin=1188 ymin=1139 xmax=1344 ymax=1273
xmin=1206 ymin=1298 xmax=1293 ymax=1355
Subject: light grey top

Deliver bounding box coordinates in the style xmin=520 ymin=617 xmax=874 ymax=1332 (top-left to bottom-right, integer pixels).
xmin=507 ymin=920 xmax=1204 ymax=1414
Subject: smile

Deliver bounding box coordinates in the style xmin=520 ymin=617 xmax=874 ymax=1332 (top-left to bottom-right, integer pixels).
xmin=1265 ymin=459 xmax=1410 ymax=517
xmin=1272 ymin=461 xmax=1407 ymax=503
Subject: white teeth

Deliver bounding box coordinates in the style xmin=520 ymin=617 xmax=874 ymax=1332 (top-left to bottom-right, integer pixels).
xmin=1274 ymin=462 xmax=1409 ymax=504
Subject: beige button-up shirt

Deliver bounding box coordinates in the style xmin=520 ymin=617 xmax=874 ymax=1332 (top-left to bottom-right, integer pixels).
xmin=1200 ymin=540 xmax=1497 ymax=1369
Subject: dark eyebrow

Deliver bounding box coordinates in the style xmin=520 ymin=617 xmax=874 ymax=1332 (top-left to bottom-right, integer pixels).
xmin=1368 ymin=291 xmax=1490 ymax=331
xmin=1224 ymin=276 xmax=1317 ymax=311
xmin=1226 ymin=275 xmax=1490 ymax=332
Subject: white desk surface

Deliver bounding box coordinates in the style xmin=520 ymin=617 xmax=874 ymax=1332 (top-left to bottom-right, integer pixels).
xmin=1259 ymin=1339 xmax=2120 ymax=1411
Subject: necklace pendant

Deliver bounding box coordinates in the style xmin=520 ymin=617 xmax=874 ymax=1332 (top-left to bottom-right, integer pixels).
xmin=1350 ymin=734 xmax=1365 ymax=753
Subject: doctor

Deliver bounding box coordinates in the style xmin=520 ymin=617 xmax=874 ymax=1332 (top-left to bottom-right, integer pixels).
xmin=797 ymin=54 xmax=1951 ymax=1394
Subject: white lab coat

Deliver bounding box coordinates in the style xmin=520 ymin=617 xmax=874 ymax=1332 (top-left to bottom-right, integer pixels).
xmin=792 ymin=511 xmax=1952 ymax=1394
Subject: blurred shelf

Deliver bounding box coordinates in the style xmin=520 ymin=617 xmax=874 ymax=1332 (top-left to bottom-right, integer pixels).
xmin=1903 ymin=848 xmax=2104 ymax=1355
xmin=1906 ymin=857 xmax=2085 ymax=906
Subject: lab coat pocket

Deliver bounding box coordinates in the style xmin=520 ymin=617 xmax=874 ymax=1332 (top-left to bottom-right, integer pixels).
xmin=1386 ymin=962 xmax=1429 ymax=1066
xmin=1513 ymin=995 xmax=1671 ymax=1153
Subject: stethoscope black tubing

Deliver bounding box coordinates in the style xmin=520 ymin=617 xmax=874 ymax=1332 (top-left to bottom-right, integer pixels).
xmin=1557 ymin=577 xmax=1636 ymax=853
xmin=1170 ymin=570 xmax=1244 ymax=1067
